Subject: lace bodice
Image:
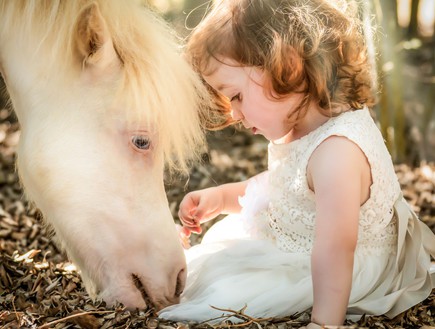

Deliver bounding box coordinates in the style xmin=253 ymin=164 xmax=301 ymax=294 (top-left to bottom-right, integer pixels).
xmin=249 ymin=109 xmax=401 ymax=255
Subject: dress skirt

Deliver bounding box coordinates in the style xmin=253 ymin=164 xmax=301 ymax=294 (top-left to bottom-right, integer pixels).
xmin=159 ymin=195 xmax=435 ymax=324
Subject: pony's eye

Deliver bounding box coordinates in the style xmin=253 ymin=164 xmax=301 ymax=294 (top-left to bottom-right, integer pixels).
xmin=131 ymin=135 xmax=151 ymax=150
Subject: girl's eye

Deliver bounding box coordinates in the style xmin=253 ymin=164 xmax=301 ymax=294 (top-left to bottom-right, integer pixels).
xmin=230 ymin=93 xmax=241 ymax=102
xmin=131 ymin=135 xmax=151 ymax=150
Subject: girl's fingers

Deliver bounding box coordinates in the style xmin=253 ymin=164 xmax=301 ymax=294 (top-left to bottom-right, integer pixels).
xmin=175 ymin=225 xmax=192 ymax=249
xmin=178 ymin=206 xmax=198 ymax=224
xmin=175 ymin=224 xmax=191 ymax=237
xmin=180 ymin=226 xmax=192 ymax=237
xmin=179 ymin=214 xmax=202 ymax=234
xmin=179 ymin=211 xmax=200 ymax=226
xmin=179 ymin=223 xmax=201 ymax=235
xmin=191 ymin=225 xmax=202 ymax=234
xmin=180 ymin=216 xmax=196 ymax=226
xmin=178 ymin=194 xmax=198 ymax=217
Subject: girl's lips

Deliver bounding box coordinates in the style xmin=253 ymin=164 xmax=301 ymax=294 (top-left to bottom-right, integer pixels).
xmin=252 ymin=127 xmax=258 ymax=134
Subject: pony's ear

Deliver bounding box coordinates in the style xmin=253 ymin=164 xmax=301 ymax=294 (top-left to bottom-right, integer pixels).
xmin=75 ymin=2 xmax=119 ymax=72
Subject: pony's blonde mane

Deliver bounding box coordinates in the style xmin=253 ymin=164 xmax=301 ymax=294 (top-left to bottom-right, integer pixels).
xmin=0 ymin=0 xmax=211 ymax=172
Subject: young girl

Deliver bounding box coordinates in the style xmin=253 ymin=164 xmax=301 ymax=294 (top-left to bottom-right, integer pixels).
xmin=159 ymin=0 xmax=435 ymax=327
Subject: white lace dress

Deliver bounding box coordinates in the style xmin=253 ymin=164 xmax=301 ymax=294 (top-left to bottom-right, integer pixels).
xmin=159 ymin=109 xmax=435 ymax=323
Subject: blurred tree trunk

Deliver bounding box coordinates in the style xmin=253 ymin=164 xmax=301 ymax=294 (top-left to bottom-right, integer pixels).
xmin=374 ymin=0 xmax=406 ymax=162
xmin=407 ymin=0 xmax=420 ymax=39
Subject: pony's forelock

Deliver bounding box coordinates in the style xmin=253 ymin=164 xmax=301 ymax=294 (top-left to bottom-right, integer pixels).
xmin=105 ymin=1 xmax=209 ymax=172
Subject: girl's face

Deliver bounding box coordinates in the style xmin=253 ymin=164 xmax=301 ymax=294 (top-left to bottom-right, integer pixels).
xmin=203 ymin=58 xmax=303 ymax=142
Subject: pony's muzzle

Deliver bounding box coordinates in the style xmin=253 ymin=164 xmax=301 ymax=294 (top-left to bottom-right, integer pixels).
xmin=130 ymin=266 xmax=186 ymax=311
xmin=158 ymin=267 xmax=186 ymax=309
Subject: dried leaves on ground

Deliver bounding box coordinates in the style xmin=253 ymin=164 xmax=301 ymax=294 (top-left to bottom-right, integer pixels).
xmin=0 ymin=109 xmax=434 ymax=329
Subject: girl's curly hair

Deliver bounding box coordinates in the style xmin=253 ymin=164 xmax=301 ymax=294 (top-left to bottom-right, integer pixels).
xmin=186 ymin=0 xmax=376 ymax=129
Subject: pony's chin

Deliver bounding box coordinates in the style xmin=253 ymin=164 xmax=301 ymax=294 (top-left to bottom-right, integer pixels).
xmin=79 ymin=269 xmax=148 ymax=309
xmin=98 ymin=287 xmax=148 ymax=310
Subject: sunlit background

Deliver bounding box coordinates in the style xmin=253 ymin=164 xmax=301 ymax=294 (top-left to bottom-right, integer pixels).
xmin=150 ymin=0 xmax=434 ymax=37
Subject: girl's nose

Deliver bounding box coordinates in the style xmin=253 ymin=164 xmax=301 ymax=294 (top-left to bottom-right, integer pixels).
xmin=230 ymin=107 xmax=244 ymax=121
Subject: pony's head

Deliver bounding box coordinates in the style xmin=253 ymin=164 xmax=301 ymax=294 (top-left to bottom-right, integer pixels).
xmin=0 ymin=0 xmax=210 ymax=309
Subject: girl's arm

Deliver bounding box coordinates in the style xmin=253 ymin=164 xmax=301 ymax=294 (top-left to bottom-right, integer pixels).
xmin=209 ymin=180 xmax=249 ymax=214
xmin=307 ymin=136 xmax=371 ymax=326
xmin=218 ymin=170 xmax=270 ymax=214
xmin=179 ymin=171 xmax=267 ymax=234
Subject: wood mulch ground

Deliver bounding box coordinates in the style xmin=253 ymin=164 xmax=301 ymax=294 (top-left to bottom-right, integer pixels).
xmin=0 ymin=109 xmax=434 ymax=328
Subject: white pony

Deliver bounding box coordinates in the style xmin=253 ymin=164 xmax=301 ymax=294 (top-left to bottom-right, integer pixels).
xmin=0 ymin=0 xmax=210 ymax=310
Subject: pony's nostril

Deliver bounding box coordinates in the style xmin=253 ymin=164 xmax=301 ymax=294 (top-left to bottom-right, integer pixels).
xmin=131 ymin=273 xmax=154 ymax=310
xmin=175 ymin=268 xmax=186 ymax=297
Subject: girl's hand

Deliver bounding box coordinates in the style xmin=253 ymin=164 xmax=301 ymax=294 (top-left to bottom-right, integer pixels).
xmin=178 ymin=187 xmax=224 ymax=235
xmin=175 ymin=224 xmax=192 ymax=249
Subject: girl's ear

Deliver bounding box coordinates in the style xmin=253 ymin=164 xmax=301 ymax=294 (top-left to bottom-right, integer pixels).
xmin=75 ymin=2 xmax=119 ymax=73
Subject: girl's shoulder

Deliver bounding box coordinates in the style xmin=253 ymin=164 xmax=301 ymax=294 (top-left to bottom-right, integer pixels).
xmin=308 ymin=108 xmax=401 ymax=208
xmin=312 ymin=108 xmax=381 ymax=152
xmin=307 ymin=132 xmax=373 ymax=202
xmin=307 ymin=108 xmax=389 ymax=170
